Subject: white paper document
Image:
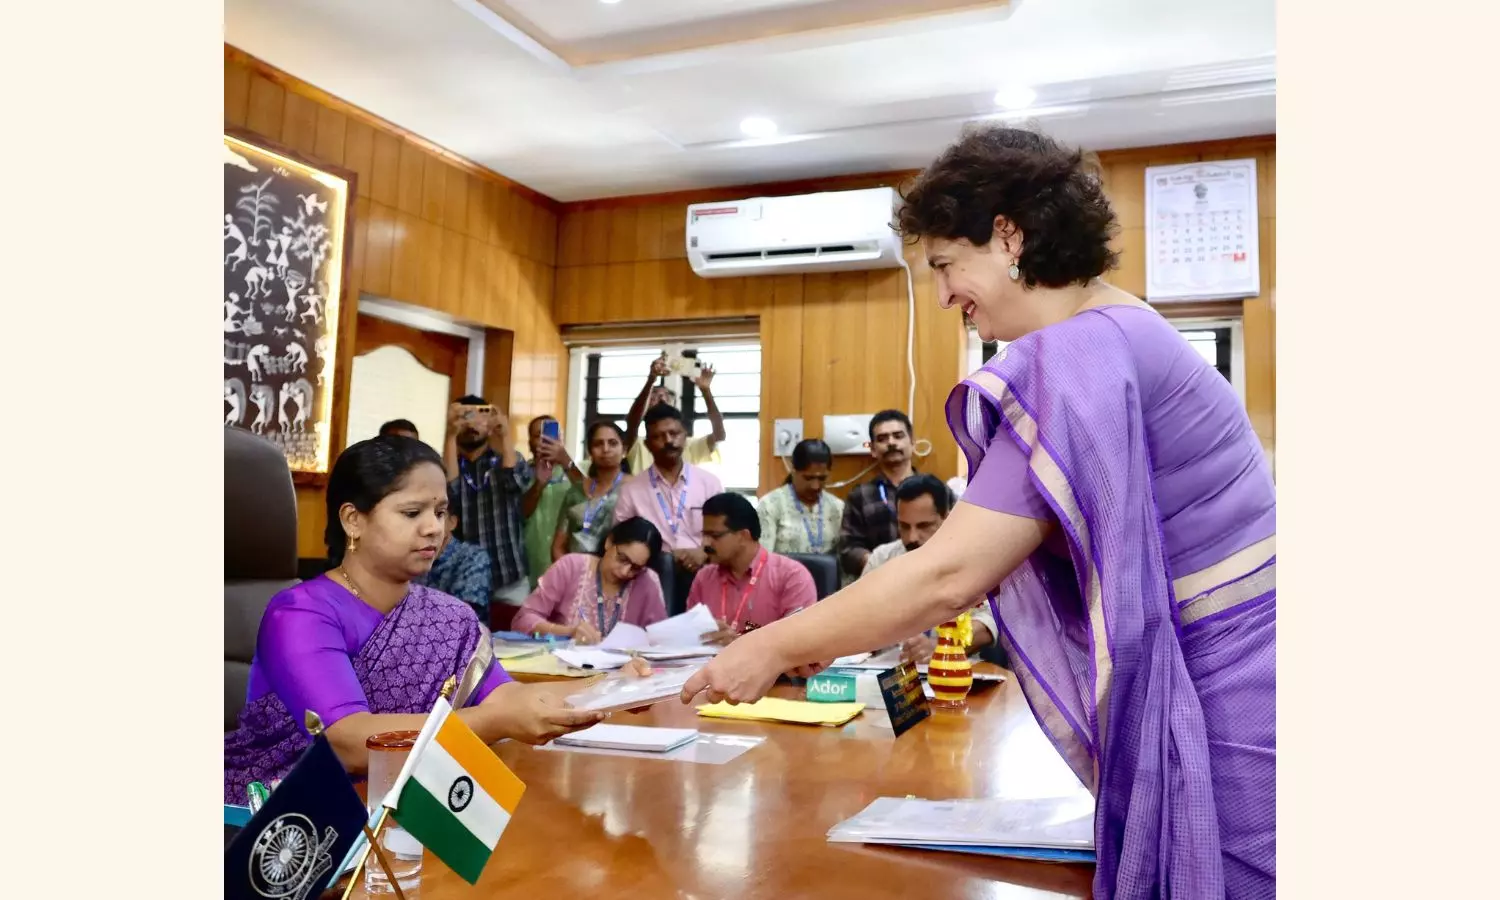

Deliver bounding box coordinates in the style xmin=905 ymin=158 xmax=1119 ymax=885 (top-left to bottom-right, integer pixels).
xmin=553 ymin=647 xmax=634 ymax=670
xmin=553 ymin=724 xmax=700 ymax=753
xmin=827 ymin=795 xmax=1095 ymax=850
xmin=594 ymin=606 xmax=721 ymax=660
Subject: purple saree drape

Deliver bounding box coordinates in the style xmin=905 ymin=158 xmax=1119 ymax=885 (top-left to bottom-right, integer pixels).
xmin=224 ymin=583 xmax=495 ymax=803
xmin=948 ymin=314 xmax=1275 ymax=900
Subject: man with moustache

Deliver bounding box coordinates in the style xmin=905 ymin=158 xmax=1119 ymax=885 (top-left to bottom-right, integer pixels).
xmin=613 ymin=404 xmax=724 ymax=613
xmin=443 ymin=395 xmax=532 ymax=628
xmin=623 ymin=354 xmax=726 ymax=476
xmin=688 ymin=492 xmax=817 ymax=644
xmin=862 ymin=474 xmax=1000 ymax=664
xmin=838 ymin=409 xmax=924 ymax=578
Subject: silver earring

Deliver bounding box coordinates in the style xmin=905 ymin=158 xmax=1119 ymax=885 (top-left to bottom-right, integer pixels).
xmin=1007 ymin=262 xmax=1021 ymax=282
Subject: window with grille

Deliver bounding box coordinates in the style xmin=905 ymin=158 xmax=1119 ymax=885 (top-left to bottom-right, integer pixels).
xmin=572 ymin=342 xmax=762 ymax=492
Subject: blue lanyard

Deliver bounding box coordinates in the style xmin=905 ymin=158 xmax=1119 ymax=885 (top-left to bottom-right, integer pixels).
xmin=593 ymin=563 xmax=628 ymax=635
xmin=792 ymin=486 xmax=824 ymax=550
xmin=581 ymin=472 xmax=623 ymax=535
xmin=649 ymin=467 xmax=691 ymax=536
xmin=460 ymin=455 xmax=492 ymax=492
xmin=877 ymin=480 xmax=891 ymax=510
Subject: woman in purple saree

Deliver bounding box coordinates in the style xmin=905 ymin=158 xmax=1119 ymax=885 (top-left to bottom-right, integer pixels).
xmin=681 ymin=126 xmax=1274 ymax=899
xmin=226 ymin=435 xmax=607 ymax=803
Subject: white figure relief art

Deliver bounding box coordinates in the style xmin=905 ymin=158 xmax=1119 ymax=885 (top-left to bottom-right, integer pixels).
xmin=314 ymin=335 xmax=332 ymax=386
xmin=297 ymin=193 xmax=328 ymax=216
xmin=244 ymin=263 xmax=275 ymax=300
xmin=284 ymin=341 xmax=308 ymax=373
xmin=299 ymin=288 xmax=325 ymax=325
xmin=246 ymin=344 xmax=272 ymax=383
xmin=224 ymin=292 xmax=250 ymax=334
xmin=248 ymin=382 xmax=276 ymax=434
xmin=279 ymin=379 xmax=314 ymax=434
xmin=224 ymin=378 xmax=246 ymax=426
xmin=224 ymin=215 xmax=249 ymax=271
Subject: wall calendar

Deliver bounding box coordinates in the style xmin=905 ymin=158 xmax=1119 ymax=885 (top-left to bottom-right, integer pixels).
xmin=1144 ymin=159 xmax=1261 ymax=302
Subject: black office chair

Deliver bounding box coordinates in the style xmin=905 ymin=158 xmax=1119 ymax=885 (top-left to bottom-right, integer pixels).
xmin=785 ymin=553 xmax=840 ymax=600
xmin=650 ymin=550 xmax=681 ymax=616
xmin=225 ymin=427 xmax=299 ymax=731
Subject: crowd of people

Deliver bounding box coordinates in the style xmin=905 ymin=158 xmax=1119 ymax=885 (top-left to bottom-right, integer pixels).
xmin=365 ymin=354 xmax=994 ymax=663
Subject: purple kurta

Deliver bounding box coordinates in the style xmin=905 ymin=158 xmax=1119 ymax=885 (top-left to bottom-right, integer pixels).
xmin=950 ymin=305 xmax=1275 ymax=900
xmin=511 ymin=553 xmax=668 ymax=635
xmin=225 ymin=578 xmax=510 ymax=802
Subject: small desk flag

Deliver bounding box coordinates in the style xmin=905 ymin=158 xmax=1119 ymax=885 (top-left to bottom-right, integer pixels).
xmin=225 ymin=735 xmax=368 ymax=900
xmin=384 ymin=697 xmax=526 ymax=885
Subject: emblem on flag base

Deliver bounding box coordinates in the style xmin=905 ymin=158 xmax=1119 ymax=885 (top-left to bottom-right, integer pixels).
xmin=248 ymin=813 xmax=338 ymax=900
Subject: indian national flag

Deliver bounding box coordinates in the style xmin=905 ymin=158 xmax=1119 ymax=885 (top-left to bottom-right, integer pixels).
xmin=383 ymin=697 xmax=526 ymax=885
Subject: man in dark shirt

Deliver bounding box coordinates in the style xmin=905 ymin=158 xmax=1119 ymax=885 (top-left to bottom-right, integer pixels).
xmin=443 ymin=394 xmax=532 ymax=629
xmin=838 ymin=409 xmax=920 ymax=578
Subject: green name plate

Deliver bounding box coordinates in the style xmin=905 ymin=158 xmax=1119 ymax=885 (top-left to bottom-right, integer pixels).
xmin=804 ymin=668 xmax=864 ymax=703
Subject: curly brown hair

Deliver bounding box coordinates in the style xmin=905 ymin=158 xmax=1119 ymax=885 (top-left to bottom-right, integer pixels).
xmin=896 ymin=125 xmax=1120 ymax=289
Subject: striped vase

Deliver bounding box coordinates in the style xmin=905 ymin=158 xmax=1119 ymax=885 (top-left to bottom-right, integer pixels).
xmin=927 ymin=613 xmax=974 ymax=708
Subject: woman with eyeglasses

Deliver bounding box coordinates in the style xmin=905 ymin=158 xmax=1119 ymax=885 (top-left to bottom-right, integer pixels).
xmin=552 ymin=420 xmax=629 ymax=561
xmin=756 ymin=439 xmax=843 ymax=557
xmin=513 ymin=516 xmax=667 ymax=644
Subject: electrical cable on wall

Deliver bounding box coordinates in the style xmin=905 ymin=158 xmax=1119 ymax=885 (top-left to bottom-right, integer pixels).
xmin=779 ymin=253 xmax=931 ymax=490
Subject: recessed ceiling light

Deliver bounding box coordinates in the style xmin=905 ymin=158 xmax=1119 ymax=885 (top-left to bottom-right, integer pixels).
xmin=993 ymin=86 xmax=1037 ymax=111
xmin=600 ymin=0 xmax=622 ymax=5
xmin=739 ymin=117 xmax=778 ymax=138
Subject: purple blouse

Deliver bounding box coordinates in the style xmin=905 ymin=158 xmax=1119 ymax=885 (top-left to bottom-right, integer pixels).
xmin=245 ymin=577 xmax=511 ymax=731
xmin=511 ymin=553 xmax=667 ymax=635
xmin=963 ymin=306 xmax=1276 ymax=576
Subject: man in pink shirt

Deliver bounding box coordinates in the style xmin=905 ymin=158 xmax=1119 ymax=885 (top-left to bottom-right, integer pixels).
xmin=688 ymin=492 xmax=817 ymax=643
xmin=614 ymin=404 xmax=724 ymax=612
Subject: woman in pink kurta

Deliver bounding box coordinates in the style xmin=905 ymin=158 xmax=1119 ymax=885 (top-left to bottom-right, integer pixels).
xmin=513 ymin=516 xmax=668 ymax=643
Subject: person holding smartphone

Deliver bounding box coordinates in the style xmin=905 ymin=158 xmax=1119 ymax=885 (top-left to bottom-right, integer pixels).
xmin=443 ymin=395 xmax=533 ymax=629
xmin=521 ymin=415 xmax=583 ymax=589
xmin=623 ymin=354 xmax=726 ymax=475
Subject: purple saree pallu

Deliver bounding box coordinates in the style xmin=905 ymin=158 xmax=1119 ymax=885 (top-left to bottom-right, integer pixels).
xmin=948 ymin=312 xmax=1275 ymax=899
xmin=224 ymin=583 xmax=491 ymax=803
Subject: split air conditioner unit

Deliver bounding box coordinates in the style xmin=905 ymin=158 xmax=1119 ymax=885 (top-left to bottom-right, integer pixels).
xmin=685 ymin=187 xmax=903 ymax=279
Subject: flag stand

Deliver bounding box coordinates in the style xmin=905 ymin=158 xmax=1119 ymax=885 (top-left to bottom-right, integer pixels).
xmin=327 ymin=676 xmax=458 ymax=900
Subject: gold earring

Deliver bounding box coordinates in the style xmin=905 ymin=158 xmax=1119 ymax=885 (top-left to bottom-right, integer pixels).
xmin=347 ymin=535 xmax=359 ymax=554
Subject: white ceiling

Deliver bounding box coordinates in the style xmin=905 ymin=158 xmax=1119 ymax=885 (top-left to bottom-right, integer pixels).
xmin=224 ymin=0 xmax=1276 ymax=202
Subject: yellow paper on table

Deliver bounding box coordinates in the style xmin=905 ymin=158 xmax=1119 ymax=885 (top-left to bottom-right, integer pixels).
xmin=492 ymin=644 xmax=544 ymax=661
xmin=697 ymin=697 xmax=865 ymax=727
xmin=498 ymin=652 xmax=595 ymax=678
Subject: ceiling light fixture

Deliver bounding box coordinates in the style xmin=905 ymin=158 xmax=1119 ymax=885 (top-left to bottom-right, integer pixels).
xmin=600 ymin=0 xmax=622 ymax=5
xmin=739 ymin=117 xmax=778 ymax=138
xmin=993 ymin=86 xmax=1038 ymax=111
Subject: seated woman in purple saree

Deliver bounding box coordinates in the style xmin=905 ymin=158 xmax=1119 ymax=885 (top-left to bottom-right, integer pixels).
xmin=225 ymin=435 xmax=607 ymax=803
xmin=681 ymin=126 xmax=1275 ymax=900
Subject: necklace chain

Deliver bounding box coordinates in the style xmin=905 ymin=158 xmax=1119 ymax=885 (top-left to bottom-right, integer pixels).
xmin=338 ymin=566 xmax=363 ymax=600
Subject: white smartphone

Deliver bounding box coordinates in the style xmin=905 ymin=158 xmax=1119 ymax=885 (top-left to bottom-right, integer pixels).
xmin=664 ymin=354 xmax=703 ymax=377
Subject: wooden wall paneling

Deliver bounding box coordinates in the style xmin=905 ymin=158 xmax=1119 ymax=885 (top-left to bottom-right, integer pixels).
xmin=245 ymin=74 xmax=286 ymax=140
xmin=662 ymin=258 xmax=692 ymax=321
xmin=314 ymin=106 xmax=347 ymax=167
xmin=800 ymin=273 xmax=838 ymax=437
xmin=661 ymin=206 xmax=686 ymax=260
xmin=634 ymin=205 xmax=662 ymax=262
xmin=396 ymin=140 xmax=425 ymax=216
xmin=443 ymin=165 xmax=469 ymax=234
xmin=387 ymin=210 xmax=421 ymax=303
xmin=580 ymin=208 xmax=610 ymax=266
xmin=225 ymin=61 xmax=251 ymax=128
xmin=829 ymin=272 xmax=870 ymax=410
xmin=461 ymin=235 xmax=489 ymax=323
xmin=281 ymin=91 xmax=319 ymax=156
xmin=553 ymin=266 xmax=580 ymax=323
xmin=470 ymin=176 xmax=494 ymax=247
xmin=498 ymin=252 xmax=522 ymax=327
xmin=297 ymin=491 xmax=328 ymax=558
xmin=484 ymin=328 xmax=516 ymax=417
xmin=361 ymin=201 xmax=397 ymax=297
xmin=760 ymin=274 xmax=804 ymax=494
xmin=439 ymin=228 xmax=467 ymax=318
xmin=514 ymin=196 xmax=538 ymax=261
xmin=607 ymin=208 xmax=639 ymax=265
xmin=415 ymin=218 xmax=443 ymax=310
xmin=421 ymin=154 xmax=446 ymax=224
xmin=710 ymin=272 xmax=746 ymax=319
xmin=558 ymin=211 xmax=585 ymax=269
xmin=1109 ymin=227 xmax=1147 ymax=297
xmin=342 ymin=121 xmax=375 ymax=200
xmin=685 ymin=262 xmax=715 ymax=319
xmin=578 ymin=265 xmax=610 ymax=324
xmin=369 ymin=132 xmax=401 ymax=208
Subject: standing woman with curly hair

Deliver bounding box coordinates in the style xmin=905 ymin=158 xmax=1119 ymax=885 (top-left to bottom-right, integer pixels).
xmin=682 ymin=126 xmax=1276 ymax=900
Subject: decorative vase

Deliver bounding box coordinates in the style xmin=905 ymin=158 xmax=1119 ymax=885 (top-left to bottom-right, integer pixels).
xmin=927 ymin=612 xmax=974 ymax=708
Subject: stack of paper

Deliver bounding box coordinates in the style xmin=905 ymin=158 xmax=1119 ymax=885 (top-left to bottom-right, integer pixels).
xmin=598 ymin=606 xmax=723 ymax=660
xmin=827 ymin=795 xmax=1095 ymax=864
xmin=553 ymin=647 xmax=635 ymax=670
xmin=498 ymin=652 xmax=597 ymax=678
xmin=564 ymin=666 xmax=701 ymax=713
xmin=553 ymin=724 xmax=699 ymax=753
xmin=697 ymin=696 xmax=864 ymax=727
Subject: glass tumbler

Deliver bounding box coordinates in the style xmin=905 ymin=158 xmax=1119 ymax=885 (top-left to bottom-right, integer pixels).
xmin=364 ymin=731 xmax=425 ymax=894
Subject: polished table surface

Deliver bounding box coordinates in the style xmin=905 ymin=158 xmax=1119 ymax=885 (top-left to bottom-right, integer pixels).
xmin=340 ymin=665 xmax=1095 ymax=899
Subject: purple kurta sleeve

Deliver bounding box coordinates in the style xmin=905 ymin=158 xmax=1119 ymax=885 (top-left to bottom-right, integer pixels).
xmin=255 ymin=596 xmax=371 ymax=730
xmin=961 ymin=428 xmax=1054 ymax=521
xmin=511 ymin=554 xmax=579 ymax=634
xmin=471 ymin=656 xmax=513 ymax=704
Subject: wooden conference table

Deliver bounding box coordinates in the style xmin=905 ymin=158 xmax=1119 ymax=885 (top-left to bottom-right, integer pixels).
xmin=338 ymin=663 xmax=1095 ymax=899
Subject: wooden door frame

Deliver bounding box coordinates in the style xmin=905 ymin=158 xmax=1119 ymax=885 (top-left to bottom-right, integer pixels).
xmin=352 ymin=313 xmax=471 ymax=404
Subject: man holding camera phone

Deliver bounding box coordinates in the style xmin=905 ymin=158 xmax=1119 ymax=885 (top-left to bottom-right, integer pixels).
xmin=521 ymin=415 xmax=583 ymax=588
xmin=444 ymin=395 xmax=533 ymax=628
xmin=623 ymin=353 xmax=726 ymax=476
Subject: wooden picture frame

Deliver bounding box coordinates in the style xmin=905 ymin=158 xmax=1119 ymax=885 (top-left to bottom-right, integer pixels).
xmin=224 ymin=128 xmax=358 ymax=484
